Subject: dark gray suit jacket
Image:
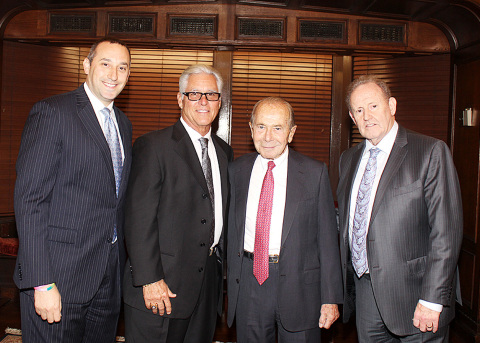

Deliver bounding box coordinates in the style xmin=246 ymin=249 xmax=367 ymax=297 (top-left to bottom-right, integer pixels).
xmin=337 ymin=125 xmax=463 ymax=336
xmin=123 ymin=120 xmax=233 ymax=318
xmin=227 ymin=149 xmax=343 ymax=332
xmin=14 ymin=85 xmax=132 ymax=303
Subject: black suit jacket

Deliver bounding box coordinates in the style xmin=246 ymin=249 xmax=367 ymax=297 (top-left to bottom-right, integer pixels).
xmin=227 ymin=149 xmax=343 ymax=332
xmin=337 ymin=125 xmax=463 ymax=335
xmin=123 ymin=120 xmax=233 ymax=318
xmin=14 ymin=85 xmax=132 ymax=303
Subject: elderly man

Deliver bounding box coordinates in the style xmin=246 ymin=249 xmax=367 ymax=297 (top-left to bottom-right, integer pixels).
xmin=227 ymin=97 xmax=343 ymax=343
xmin=123 ymin=64 xmax=233 ymax=343
xmin=337 ymin=74 xmax=463 ymax=342
xmin=14 ymin=37 xmax=132 ymax=342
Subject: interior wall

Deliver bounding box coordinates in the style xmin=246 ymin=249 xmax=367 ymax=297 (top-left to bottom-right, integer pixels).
xmin=0 ymin=41 xmax=83 ymax=215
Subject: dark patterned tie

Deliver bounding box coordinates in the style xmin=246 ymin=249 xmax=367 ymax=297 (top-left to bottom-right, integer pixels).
xmin=253 ymin=161 xmax=275 ymax=285
xmin=101 ymin=107 xmax=122 ymax=243
xmin=352 ymin=147 xmax=380 ymax=277
xmin=199 ymin=138 xmax=215 ymax=247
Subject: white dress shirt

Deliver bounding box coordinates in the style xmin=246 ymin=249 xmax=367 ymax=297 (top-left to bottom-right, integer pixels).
xmin=84 ymin=83 xmax=125 ymax=161
xmin=348 ymin=121 xmax=442 ymax=313
xmin=244 ymin=147 xmax=289 ymax=255
xmin=180 ymin=117 xmax=223 ymax=248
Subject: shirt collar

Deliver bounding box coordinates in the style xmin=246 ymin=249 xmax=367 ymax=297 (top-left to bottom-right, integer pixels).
xmin=259 ymin=146 xmax=289 ymax=169
xmin=84 ymin=83 xmax=113 ymax=113
xmin=365 ymin=121 xmax=398 ymax=155
xmin=180 ymin=116 xmax=212 ymax=141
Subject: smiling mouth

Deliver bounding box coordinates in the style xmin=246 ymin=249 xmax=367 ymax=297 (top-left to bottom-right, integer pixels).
xmin=103 ymin=82 xmax=117 ymax=89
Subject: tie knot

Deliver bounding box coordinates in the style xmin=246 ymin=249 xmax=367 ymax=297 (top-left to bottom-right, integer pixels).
xmin=267 ymin=161 xmax=275 ymax=171
xmin=199 ymin=137 xmax=208 ymax=149
xmin=369 ymin=147 xmax=380 ymax=158
xmin=101 ymin=107 xmax=111 ymax=118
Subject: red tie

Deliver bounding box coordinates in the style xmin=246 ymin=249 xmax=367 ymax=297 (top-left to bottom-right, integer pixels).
xmin=253 ymin=160 xmax=276 ymax=285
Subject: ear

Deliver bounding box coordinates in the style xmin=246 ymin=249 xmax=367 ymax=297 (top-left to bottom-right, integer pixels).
xmin=349 ymin=111 xmax=357 ymax=125
xmin=389 ymin=97 xmax=397 ymax=116
xmin=83 ymin=57 xmax=90 ymax=75
xmin=249 ymin=121 xmax=254 ymax=138
xmin=177 ymin=92 xmax=183 ymax=109
xmin=288 ymin=125 xmax=297 ymax=143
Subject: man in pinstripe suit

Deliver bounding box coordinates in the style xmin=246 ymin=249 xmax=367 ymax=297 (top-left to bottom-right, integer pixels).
xmin=14 ymin=37 xmax=132 ymax=342
xmin=337 ymin=75 xmax=463 ymax=342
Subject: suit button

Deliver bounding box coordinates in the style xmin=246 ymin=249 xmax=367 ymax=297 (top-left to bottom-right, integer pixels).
xmin=237 ymin=252 xmax=240 ymax=257
xmin=198 ymin=267 xmax=204 ymax=272
xmin=202 ymin=193 xmax=208 ymax=199
xmin=201 ymin=219 xmax=207 ymax=224
xmin=200 ymin=243 xmax=205 ymax=247
xmin=236 ymin=279 xmax=239 ymax=284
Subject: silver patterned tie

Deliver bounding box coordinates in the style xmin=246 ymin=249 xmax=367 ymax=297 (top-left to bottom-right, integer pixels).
xmin=351 ymin=147 xmax=380 ymax=277
xmin=199 ymin=138 xmax=215 ymax=247
xmin=101 ymin=107 xmax=123 ymax=243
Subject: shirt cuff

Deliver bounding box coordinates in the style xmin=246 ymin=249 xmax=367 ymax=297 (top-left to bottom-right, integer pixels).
xmin=419 ymin=299 xmax=443 ymax=313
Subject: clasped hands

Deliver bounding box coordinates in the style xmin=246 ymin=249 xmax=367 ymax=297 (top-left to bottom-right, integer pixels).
xmin=143 ymin=279 xmax=176 ymax=315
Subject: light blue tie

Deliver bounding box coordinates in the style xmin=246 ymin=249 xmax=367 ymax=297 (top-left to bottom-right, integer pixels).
xmin=352 ymin=147 xmax=380 ymax=277
xmin=101 ymin=107 xmax=123 ymax=243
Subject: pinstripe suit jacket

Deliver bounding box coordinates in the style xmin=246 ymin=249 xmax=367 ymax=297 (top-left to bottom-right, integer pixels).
xmin=337 ymin=125 xmax=463 ymax=336
xmin=122 ymin=120 xmax=233 ymax=318
xmin=13 ymin=85 xmax=132 ymax=304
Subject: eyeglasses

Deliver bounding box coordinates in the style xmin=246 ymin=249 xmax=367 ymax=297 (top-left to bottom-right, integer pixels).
xmin=183 ymin=92 xmax=221 ymax=101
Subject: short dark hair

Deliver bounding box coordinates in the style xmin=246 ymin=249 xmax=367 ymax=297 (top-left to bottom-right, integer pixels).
xmin=250 ymin=97 xmax=295 ymax=129
xmin=345 ymin=74 xmax=391 ymax=113
xmin=86 ymin=37 xmax=131 ymax=64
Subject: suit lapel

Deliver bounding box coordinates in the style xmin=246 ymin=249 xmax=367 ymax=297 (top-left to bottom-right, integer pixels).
xmin=342 ymin=142 xmax=365 ymax=241
xmin=234 ymin=154 xmax=257 ymax=249
xmin=113 ymin=106 xmax=131 ymax=200
xmin=369 ymin=126 xmax=408 ymax=226
xmin=281 ymin=150 xmax=304 ymax=247
xmin=212 ymin=136 xmax=229 ymax=212
xmin=171 ymin=120 xmax=209 ymax=194
xmin=74 ymin=86 xmax=116 ymax=188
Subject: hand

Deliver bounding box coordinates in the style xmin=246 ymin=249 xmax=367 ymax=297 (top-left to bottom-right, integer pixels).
xmin=412 ymin=302 xmax=441 ymax=333
xmin=319 ymin=304 xmax=339 ymax=329
xmin=34 ymin=285 xmax=62 ymax=323
xmin=143 ymin=279 xmax=176 ymax=316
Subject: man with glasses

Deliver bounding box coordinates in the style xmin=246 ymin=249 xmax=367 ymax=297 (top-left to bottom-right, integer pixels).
xmin=123 ymin=64 xmax=233 ymax=343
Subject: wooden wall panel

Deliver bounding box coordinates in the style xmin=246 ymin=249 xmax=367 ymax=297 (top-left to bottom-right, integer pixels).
xmin=451 ymin=59 xmax=480 ymax=342
xmin=231 ymin=51 xmax=333 ymax=164
xmin=352 ymin=54 xmax=451 ymax=145
xmin=0 ymin=42 xmax=82 ymax=215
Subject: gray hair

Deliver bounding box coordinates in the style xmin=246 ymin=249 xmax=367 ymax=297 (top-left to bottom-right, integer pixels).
xmin=179 ymin=64 xmax=223 ymax=97
xmin=250 ymin=97 xmax=295 ymax=129
xmin=346 ymin=74 xmax=391 ymax=113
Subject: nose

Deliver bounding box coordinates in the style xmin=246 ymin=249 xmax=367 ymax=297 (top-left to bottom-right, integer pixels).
xmin=199 ymin=94 xmax=209 ymax=105
xmin=108 ymin=68 xmax=118 ymax=81
xmin=265 ymin=128 xmax=273 ymax=141
xmin=363 ymin=109 xmax=373 ymax=121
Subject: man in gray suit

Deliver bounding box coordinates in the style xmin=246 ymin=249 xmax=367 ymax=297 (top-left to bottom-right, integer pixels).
xmin=227 ymin=97 xmax=343 ymax=343
xmin=337 ymin=74 xmax=463 ymax=342
xmin=14 ymin=37 xmax=132 ymax=342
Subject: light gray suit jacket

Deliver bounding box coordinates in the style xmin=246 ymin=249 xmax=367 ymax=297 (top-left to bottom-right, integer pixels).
xmin=227 ymin=149 xmax=343 ymax=332
xmin=337 ymin=125 xmax=463 ymax=336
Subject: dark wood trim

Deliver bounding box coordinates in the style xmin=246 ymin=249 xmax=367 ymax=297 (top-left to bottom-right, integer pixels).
xmin=329 ymin=55 xmax=352 ymax=197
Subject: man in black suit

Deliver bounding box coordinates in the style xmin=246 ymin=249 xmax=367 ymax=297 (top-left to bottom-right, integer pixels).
xmin=337 ymin=75 xmax=463 ymax=342
xmin=14 ymin=37 xmax=132 ymax=342
xmin=123 ymin=64 xmax=233 ymax=343
xmin=227 ymin=97 xmax=343 ymax=343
